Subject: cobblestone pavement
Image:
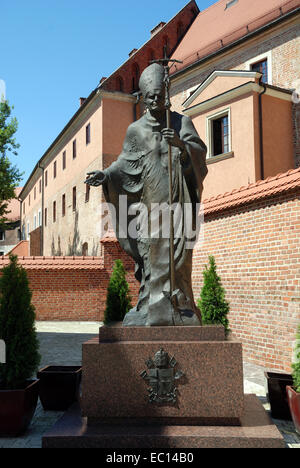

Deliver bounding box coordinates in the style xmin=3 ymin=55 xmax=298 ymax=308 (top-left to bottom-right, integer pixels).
xmin=0 ymin=322 xmax=299 ymax=449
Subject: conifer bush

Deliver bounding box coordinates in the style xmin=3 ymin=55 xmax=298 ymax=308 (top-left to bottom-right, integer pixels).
xmin=197 ymin=255 xmax=230 ymax=336
xmin=0 ymin=255 xmax=40 ymax=389
xmin=292 ymin=324 xmax=300 ymax=393
xmin=104 ymin=259 xmax=132 ymax=324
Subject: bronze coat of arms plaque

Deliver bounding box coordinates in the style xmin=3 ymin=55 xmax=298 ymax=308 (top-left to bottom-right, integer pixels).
xmin=140 ymin=348 xmax=184 ymax=404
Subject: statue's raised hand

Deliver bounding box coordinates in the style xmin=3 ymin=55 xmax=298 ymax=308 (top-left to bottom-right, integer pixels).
xmin=85 ymin=171 xmax=106 ymax=187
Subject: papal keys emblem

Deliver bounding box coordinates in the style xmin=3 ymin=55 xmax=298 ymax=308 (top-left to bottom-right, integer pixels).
xmin=140 ymin=349 xmax=184 ymax=404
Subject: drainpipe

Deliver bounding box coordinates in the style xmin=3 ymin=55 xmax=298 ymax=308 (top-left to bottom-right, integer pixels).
xmin=258 ymin=76 xmax=267 ymax=180
xmin=38 ymin=162 xmax=44 ymax=256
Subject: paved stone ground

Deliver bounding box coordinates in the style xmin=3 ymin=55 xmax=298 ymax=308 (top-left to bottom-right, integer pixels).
xmin=0 ymin=321 xmax=299 ymax=449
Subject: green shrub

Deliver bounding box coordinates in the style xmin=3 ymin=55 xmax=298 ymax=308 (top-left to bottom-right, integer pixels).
xmin=197 ymin=255 xmax=230 ymax=336
xmin=292 ymin=324 xmax=300 ymax=393
xmin=104 ymin=259 xmax=132 ymax=324
xmin=0 ymin=255 xmax=40 ymax=389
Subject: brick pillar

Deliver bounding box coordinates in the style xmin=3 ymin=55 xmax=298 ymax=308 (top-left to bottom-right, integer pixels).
xmin=101 ymin=238 xmax=139 ymax=305
xmin=29 ymin=227 xmax=42 ymax=256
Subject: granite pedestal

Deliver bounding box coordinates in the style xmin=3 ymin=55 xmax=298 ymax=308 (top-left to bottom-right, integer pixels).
xmin=82 ymin=325 xmax=243 ymax=425
xmin=42 ymin=325 xmax=285 ymax=448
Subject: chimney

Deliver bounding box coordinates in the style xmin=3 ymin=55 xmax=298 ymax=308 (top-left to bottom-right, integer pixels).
xmin=79 ymin=97 xmax=86 ymax=106
xmin=150 ymin=21 xmax=166 ymax=37
xmin=129 ymin=48 xmax=138 ymax=57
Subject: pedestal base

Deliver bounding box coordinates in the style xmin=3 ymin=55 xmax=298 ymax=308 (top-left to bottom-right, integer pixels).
xmin=81 ymin=326 xmax=244 ymax=424
xmin=42 ymin=395 xmax=285 ymax=448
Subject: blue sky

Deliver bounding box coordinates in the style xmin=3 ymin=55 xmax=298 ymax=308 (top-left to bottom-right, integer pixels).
xmin=1 ymin=0 xmax=218 ymax=184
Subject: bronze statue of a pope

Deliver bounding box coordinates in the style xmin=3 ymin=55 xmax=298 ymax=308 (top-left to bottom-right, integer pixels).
xmin=86 ymin=63 xmax=207 ymax=326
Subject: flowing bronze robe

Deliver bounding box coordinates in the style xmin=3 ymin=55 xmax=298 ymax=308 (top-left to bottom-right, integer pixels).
xmin=102 ymin=111 xmax=207 ymax=326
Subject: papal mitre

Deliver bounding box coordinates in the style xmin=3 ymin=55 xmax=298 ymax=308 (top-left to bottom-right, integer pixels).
xmin=139 ymin=63 xmax=165 ymax=96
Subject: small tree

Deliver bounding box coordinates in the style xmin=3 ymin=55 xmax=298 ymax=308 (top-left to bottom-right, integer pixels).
xmin=104 ymin=259 xmax=132 ymax=324
xmin=292 ymin=324 xmax=300 ymax=393
xmin=197 ymin=256 xmax=230 ymax=336
xmin=0 ymin=255 xmax=40 ymax=389
xmin=0 ymin=100 xmax=22 ymax=227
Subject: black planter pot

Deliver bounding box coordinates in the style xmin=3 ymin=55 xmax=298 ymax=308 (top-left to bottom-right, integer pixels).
xmin=265 ymin=371 xmax=293 ymax=420
xmin=0 ymin=379 xmax=39 ymax=436
xmin=37 ymin=366 xmax=82 ymax=411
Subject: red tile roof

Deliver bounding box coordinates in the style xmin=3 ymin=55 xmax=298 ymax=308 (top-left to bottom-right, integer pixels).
xmin=171 ymin=0 xmax=299 ymax=74
xmin=0 ymin=256 xmax=104 ymax=270
xmin=203 ymin=167 xmax=300 ymax=215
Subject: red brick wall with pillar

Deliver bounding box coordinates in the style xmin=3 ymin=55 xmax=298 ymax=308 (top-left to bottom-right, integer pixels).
xmin=193 ymin=170 xmax=300 ymax=373
xmin=101 ymin=238 xmax=140 ymax=304
xmin=0 ymin=253 xmax=138 ymax=323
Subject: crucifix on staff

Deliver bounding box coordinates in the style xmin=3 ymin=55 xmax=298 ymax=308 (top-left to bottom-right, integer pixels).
xmin=149 ymin=47 xmax=185 ymax=324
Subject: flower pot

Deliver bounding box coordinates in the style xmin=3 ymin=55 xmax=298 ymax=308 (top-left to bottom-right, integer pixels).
xmin=0 ymin=379 xmax=39 ymax=436
xmin=286 ymin=386 xmax=300 ymax=435
xmin=265 ymin=371 xmax=293 ymax=420
xmin=37 ymin=366 xmax=82 ymax=411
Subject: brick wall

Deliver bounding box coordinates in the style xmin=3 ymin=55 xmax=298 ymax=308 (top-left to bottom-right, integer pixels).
xmin=31 ymin=246 xmax=138 ymax=321
xmin=27 ymin=268 xmax=106 ymax=321
xmin=0 ymin=244 xmax=139 ymax=323
xmin=193 ymin=189 xmax=300 ymax=373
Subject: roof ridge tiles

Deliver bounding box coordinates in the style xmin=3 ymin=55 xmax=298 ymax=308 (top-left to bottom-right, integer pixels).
xmin=0 ymin=256 xmax=103 ymax=262
xmin=0 ymin=256 xmax=104 ymax=271
xmin=203 ymin=167 xmax=300 ymax=214
xmin=204 ymin=167 xmax=300 ymax=205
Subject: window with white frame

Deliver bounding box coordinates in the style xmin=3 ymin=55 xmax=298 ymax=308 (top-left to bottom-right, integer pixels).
xmin=206 ymin=108 xmax=231 ymax=158
xmin=245 ymin=51 xmax=272 ymax=85
xmin=34 ymin=214 xmax=37 ymax=230
xmin=38 ymin=209 xmax=42 ymax=227
xmin=27 ymin=222 xmax=30 ymax=240
xmin=0 ymin=231 xmax=5 ymax=241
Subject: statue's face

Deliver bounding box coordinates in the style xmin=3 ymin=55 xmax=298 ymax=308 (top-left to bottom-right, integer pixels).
xmin=144 ymin=86 xmax=165 ymax=113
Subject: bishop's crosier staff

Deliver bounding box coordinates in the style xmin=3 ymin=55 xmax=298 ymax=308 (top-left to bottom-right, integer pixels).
xmin=150 ymin=48 xmax=183 ymax=324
